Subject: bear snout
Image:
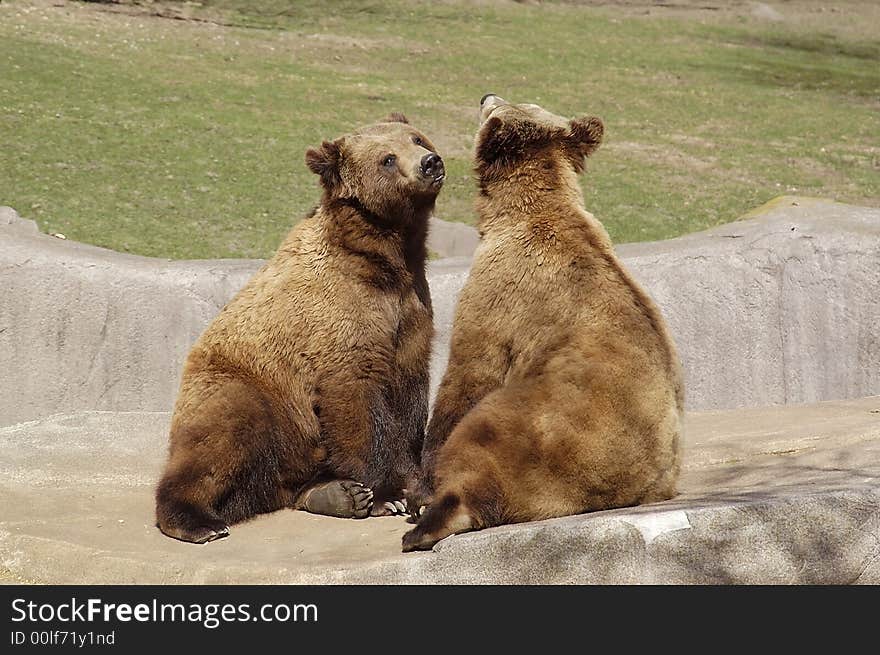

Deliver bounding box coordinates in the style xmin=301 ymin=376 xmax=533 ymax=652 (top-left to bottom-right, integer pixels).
xmin=420 ymin=152 xmax=445 ymax=182
xmin=479 ymin=94 xmax=506 ymax=123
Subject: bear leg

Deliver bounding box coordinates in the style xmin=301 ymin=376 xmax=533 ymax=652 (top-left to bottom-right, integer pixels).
xmin=295 ymin=480 xmax=374 ymax=519
xmin=156 ymin=376 xmax=322 ymax=542
xmin=155 ymin=480 xmax=230 ymax=544
xmin=401 ymin=492 xmax=474 ymax=552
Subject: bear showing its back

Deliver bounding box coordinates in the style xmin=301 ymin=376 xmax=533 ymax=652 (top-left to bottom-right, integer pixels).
xmin=403 ymin=96 xmax=683 ymax=551
xmin=156 ymin=114 xmax=446 ymax=543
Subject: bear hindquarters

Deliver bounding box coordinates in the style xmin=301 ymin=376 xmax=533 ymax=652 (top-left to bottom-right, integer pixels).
xmin=401 ymin=377 xmax=681 ymax=552
xmin=155 ymin=377 xmax=321 ymax=544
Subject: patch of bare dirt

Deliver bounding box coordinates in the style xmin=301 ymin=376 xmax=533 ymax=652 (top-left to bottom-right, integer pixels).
xmin=608 ymin=140 xmax=719 ymax=171
xmin=551 ymin=1 xmax=880 ymax=42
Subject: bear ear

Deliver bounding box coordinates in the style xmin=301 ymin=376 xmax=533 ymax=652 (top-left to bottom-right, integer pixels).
xmin=385 ymin=112 xmax=409 ymax=124
xmin=566 ymin=116 xmax=604 ymax=172
xmin=305 ymin=140 xmax=343 ymax=188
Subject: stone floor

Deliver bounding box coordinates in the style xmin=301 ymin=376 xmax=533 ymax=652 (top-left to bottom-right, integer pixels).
xmin=1 ymin=396 xmax=878 ymax=584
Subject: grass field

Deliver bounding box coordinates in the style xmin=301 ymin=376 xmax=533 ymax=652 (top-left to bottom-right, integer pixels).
xmin=1 ymin=0 xmax=878 ymax=259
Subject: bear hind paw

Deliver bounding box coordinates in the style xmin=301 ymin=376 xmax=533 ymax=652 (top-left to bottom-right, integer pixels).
xmin=297 ymin=480 xmax=373 ymax=519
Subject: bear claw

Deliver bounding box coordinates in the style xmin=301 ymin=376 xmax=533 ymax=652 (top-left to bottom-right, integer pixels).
xmin=370 ymin=499 xmax=407 ymax=517
xmin=172 ymin=522 xmax=229 ymax=545
xmin=196 ymin=525 xmax=230 ymax=544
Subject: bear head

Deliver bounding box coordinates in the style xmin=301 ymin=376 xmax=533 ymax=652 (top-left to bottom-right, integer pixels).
xmin=474 ymin=94 xmax=603 ymax=189
xmin=306 ymin=114 xmax=445 ymax=225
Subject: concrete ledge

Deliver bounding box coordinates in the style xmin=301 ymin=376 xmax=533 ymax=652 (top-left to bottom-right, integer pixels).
xmin=618 ymin=196 xmax=880 ymax=410
xmin=2 ymin=396 xmax=877 ymax=584
xmin=2 ymin=197 xmax=878 ymax=424
xmin=0 ymin=215 xmax=261 ymax=427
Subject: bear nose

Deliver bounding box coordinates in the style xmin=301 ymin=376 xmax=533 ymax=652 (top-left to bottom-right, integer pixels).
xmin=420 ymin=153 xmax=444 ymax=177
xmin=480 ymin=93 xmax=498 ymax=107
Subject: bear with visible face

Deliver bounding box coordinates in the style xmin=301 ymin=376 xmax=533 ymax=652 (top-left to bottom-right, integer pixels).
xmin=402 ymin=96 xmax=683 ymax=551
xmin=155 ymin=114 xmax=445 ymax=544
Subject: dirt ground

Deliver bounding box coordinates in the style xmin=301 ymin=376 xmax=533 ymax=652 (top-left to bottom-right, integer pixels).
xmin=77 ymin=1 xmax=880 ymax=40
xmin=547 ymin=0 xmax=880 ymax=37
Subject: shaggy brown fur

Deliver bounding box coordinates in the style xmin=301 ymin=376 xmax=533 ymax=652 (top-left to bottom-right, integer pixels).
xmin=402 ymin=96 xmax=683 ymax=552
xmin=155 ymin=114 xmax=446 ymax=543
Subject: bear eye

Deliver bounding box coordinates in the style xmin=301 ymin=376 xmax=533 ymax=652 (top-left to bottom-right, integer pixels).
xmin=412 ymin=135 xmax=424 ymax=147
xmin=383 ymin=154 xmax=397 ymax=168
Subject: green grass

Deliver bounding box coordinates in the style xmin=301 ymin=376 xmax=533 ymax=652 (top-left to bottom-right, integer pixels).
xmin=0 ymin=0 xmax=878 ymax=259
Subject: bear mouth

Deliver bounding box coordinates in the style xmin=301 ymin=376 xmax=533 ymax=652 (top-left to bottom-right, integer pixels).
xmin=419 ymin=165 xmax=445 ymax=189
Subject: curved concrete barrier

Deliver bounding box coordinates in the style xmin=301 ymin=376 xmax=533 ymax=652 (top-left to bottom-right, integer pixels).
xmin=0 ymin=208 xmax=261 ymax=427
xmin=619 ymin=196 xmax=880 ymax=410
xmin=1 ymin=196 xmax=878 ymax=425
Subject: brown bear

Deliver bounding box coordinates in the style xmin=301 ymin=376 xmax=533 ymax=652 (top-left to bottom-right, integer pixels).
xmin=155 ymin=113 xmax=446 ymax=543
xmin=402 ymin=95 xmax=683 ymax=552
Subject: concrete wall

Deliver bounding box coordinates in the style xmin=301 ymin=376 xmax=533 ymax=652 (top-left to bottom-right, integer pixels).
xmin=1 ymin=197 xmax=878 ymax=426
xmin=618 ymin=197 xmax=880 ymax=410
xmin=0 ymin=207 xmax=260 ymax=427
